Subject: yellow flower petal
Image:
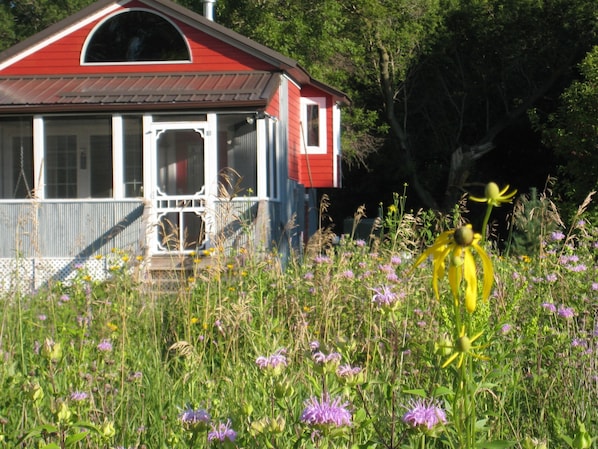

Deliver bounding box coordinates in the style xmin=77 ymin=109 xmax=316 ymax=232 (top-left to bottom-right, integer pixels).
xmin=472 ymin=241 xmax=494 ymax=301
xmin=468 ymin=195 xmax=488 ymax=203
xmin=442 ymin=351 xmax=460 ymax=369
xmin=463 ymin=248 xmax=477 ymax=313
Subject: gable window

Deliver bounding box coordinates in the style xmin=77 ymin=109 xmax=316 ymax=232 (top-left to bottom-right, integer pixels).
xmin=83 ymin=10 xmax=190 ymax=63
xmin=300 ymin=97 xmax=327 ymax=154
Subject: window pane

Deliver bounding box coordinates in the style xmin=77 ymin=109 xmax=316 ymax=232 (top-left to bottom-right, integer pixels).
xmin=45 ymin=116 xmax=112 ymax=199
xmin=306 ymin=104 xmax=319 ymax=147
xmin=218 ymin=115 xmax=257 ymax=196
xmin=90 ymin=135 xmax=112 ymax=197
xmin=46 ymin=135 xmax=77 ymax=198
xmin=0 ymin=117 xmax=33 ymax=199
xmin=123 ymin=116 xmax=143 ymax=197
xmin=85 ymin=11 xmax=190 ymax=63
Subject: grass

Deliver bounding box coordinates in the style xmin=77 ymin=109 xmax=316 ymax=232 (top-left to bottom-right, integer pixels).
xmin=0 ymin=192 xmax=596 ymax=449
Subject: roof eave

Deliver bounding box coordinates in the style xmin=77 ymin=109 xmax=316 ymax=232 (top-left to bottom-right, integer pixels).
xmin=0 ymin=100 xmax=270 ymax=115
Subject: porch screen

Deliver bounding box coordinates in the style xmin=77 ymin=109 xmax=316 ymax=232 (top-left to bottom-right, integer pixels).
xmin=45 ymin=117 xmax=112 ymax=199
xmin=0 ymin=117 xmax=33 ymax=199
xmin=218 ymin=115 xmax=257 ymax=196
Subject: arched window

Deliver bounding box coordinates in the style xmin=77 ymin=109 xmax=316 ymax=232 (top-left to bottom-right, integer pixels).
xmin=84 ymin=10 xmax=190 ymax=63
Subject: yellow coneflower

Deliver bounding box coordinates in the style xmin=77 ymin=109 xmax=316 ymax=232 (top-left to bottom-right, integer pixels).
xmin=412 ymin=224 xmax=493 ymax=313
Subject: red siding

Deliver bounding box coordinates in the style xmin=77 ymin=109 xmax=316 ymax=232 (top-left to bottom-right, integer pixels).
xmin=1 ymin=3 xmax=275 ymax=76
xmin=265 ymin=84 xmax=280 ymax=118
xmin=287 ymin=81 xmax=301 ymax=182
xmin=298 ymin=87 xmax=335 ymax=188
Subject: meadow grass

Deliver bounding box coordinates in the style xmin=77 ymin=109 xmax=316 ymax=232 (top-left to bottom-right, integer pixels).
xmin=0 ymin=193 xmax=596 ymax=449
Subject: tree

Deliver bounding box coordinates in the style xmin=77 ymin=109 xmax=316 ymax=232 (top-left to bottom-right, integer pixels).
xmin=0 ymin=0 xmax=95 ymax=50
xmin=533 ymin=46 xmax=598 ymax=218
xmin=215 ymin=0 xmax=598 ymax=211
xmin=406 ymin=0 xmax=598 ymax=209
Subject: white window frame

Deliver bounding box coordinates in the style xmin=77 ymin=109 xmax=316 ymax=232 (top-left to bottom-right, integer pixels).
xmin=300 ymin=97 xmax=327 ymax=154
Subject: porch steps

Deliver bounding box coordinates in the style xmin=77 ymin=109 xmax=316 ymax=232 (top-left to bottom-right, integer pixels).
xmin=145 ymin=254 xmax=207 ymax=293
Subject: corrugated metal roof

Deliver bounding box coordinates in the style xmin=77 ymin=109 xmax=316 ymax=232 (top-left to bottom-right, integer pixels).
xmin=0 ymin=72 xmax=280 ymax=112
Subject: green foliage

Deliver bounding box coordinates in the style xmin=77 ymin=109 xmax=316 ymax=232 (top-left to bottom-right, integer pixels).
xmin=532 ymin=45 xmax=598 ymax=219
xmin=0 ymin=191 xmax=596 ymax=448
xmin=506 ymin=186 xmax=563 ymax=257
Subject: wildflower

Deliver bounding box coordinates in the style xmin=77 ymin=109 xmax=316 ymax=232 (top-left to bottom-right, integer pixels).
xmin=309 ymin=340 xmax=320 ymax=351
xmin=336 ymin=364 xmax=362 ymax=377
xmin=546 ymin=273 xmax=557 ymax=282
xmin=97 ymin=339 xmax=113 ymax=352
xmin=469 ymin=182 xmax=517 ymax=207
xmin=342 ymin=270 xmax=354 ymax=279
xmin=300 ymin=394 xmax=352 ymax=429
xmin=402 ymin=397 xmax=447 ymax=431
xmin=336 ymin=364 xmax=365 ymax=385
xmin=569 ymin=264 xmax=587 ymax=272
xmin=371 ymin=285 xmax=399 ymax=308
xmin=255 ymin=348 xmax=288 ymax=375
xmin=542 ymin=302 xmax=556 ymax=313
xmin=180 ymin=406 xmax=211 ymax=431
xmin=558 ymin=306 xmax=575 ymax=319
xmin=412 ymin=224 xmax=493 ymax=313
xmin=59 ymin=294 xmax=70 ymax=302
xmin=501 ymin=324 xmax=512 ymax=334
xmin=441 ymin=326 xmax=488 ymax=369
xmin=312 ymin=351 xmax=341 ymax=365
xmin=355 ymin=239 xmax=366 ymax=247
xmin=550 ymin=231 xmax=565 ymax=241
xmin=70 ymin=391 xmax=89 ymax=401
xmin=208 ymin=419 xmax=237 ymax=442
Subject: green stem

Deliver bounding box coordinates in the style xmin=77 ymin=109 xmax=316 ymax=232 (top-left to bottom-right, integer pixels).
xmin=480 ymin=204 xmax=493 ymax=243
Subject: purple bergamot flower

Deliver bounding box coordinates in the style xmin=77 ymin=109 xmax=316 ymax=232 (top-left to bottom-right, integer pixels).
xmin=208 ymin=419 xmax=237 ymax=442
xmin=402 ymin=398 xmax=447 ymax=431
xmin=179 ymin=406 xmax=211 ymax=432
xmin=255 ymin=348 xmax=288 ymax=375
xmin=300 ymin=393 xmax=352 ymax=428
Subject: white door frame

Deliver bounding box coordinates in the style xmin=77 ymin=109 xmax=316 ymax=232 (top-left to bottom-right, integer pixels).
xmin=143 ymin=115 xmax=217 ymax=255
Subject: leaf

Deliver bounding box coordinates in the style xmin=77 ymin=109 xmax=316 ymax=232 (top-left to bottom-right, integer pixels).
xmin=16 ymin=424 xmax=59 ymax=444
xmin=433 ymin=386 xmax=454 ymax=397
xmin=71 ymin=421 xmax=102 ymax=434
xmin=402 ymin=388 xmax=427 ymax=397
xmin=475 ymin=440 xmax=517 ymax=449
xmin=65 ymin=431 xmax=89 ymax=446
xmin=559 ymin=434 xmax=574 ymax=448
xmin=40 ymin=444 xmax=61 ymax=449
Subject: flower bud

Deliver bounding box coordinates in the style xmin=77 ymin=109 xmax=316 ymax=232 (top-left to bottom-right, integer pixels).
xmin=573 ymin=422 xmax=592 ymax=449
xmin=102 ymin=420 xmax=116 ymax=439
xmin=42 ymin=338 xmax=62 ymax=362
xmin=454 ymin=226 xmax=474 ymax=246
xmin=435 ymin=334 xmax=453 ymax=357
xmin=485 ymin=182 xmax=500 ymax=200
xmin=456 ymin=335 xmax=471 ymax=353
xmin=55 ymin=402 xmax=72 ymax=424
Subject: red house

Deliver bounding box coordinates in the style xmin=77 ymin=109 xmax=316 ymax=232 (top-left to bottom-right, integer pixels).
xmin=0 ymin=0 xmax=347 ymax=289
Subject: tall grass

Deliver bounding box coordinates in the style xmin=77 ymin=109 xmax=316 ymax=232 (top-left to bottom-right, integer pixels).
xmin=0 ymin=190 xmax=596 ymax=449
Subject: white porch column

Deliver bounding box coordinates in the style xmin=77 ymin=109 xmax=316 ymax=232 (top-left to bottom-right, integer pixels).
xmin=33 ymin=115 xmax=44 ymax=199
xmin=256 ymin=117 xmax=267 ymax=199
xmin=142 ymin=114 xmax=156 ymax=254
xmin=112 ymin=115 xmax=124 ymax=199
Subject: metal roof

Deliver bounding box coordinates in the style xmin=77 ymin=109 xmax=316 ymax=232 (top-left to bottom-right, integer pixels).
xmin=0 ymin=71 xmax=281 ymax=113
